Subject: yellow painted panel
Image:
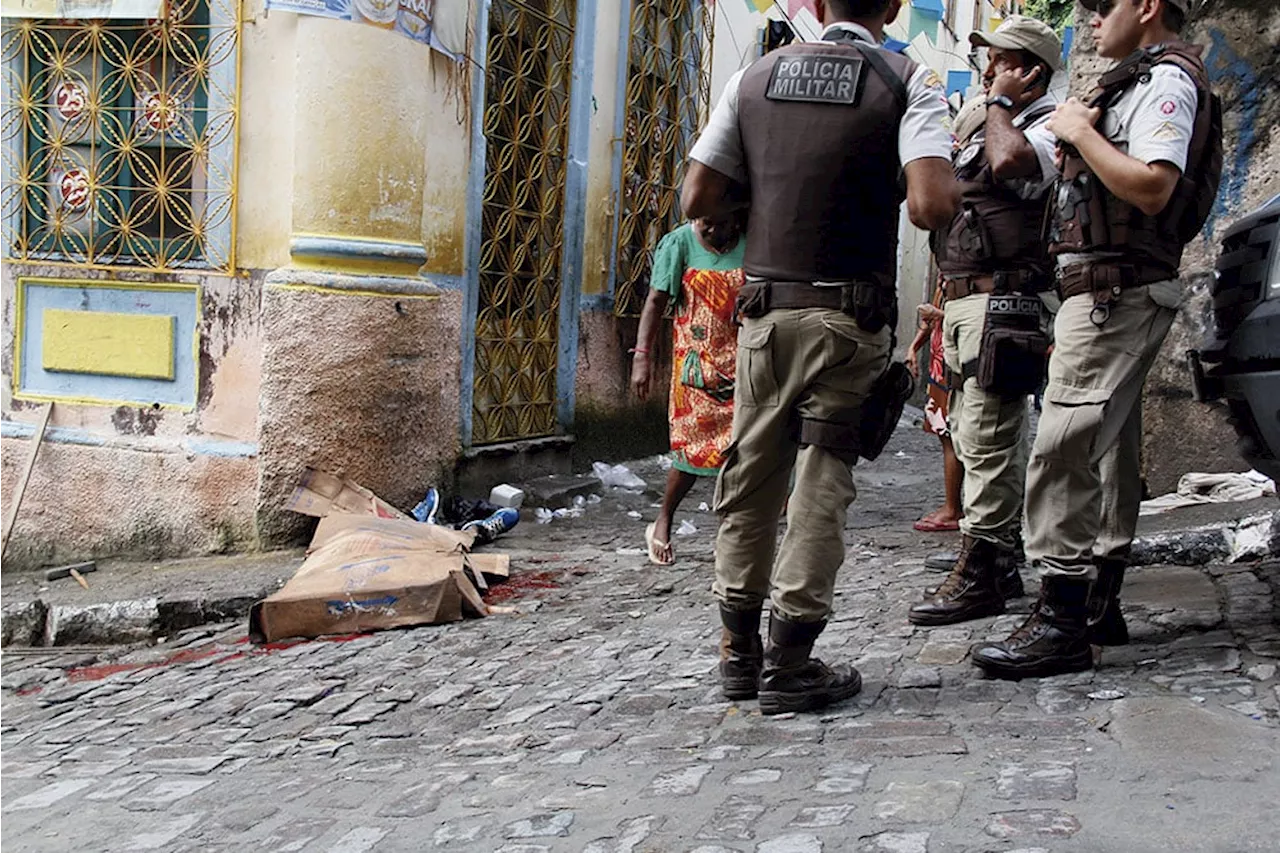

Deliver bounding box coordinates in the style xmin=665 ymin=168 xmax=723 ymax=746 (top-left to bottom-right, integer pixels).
xmin=42 ymin=309 xmax=176 ymax=380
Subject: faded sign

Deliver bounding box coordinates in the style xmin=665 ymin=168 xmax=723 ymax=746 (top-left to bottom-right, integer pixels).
xmin=1 ymin=0 xmax=161 ymax=17
xmin=264 ymin=0 xmax=466 ymax=58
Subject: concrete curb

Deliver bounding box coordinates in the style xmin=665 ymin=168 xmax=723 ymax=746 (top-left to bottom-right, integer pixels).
xmin=1130 ymin=511 xmax=1280 ymax=567
xmin=0 ymin=590 xmax=268 ymax=648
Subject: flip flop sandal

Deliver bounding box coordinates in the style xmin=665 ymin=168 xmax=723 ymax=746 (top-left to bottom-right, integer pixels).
xmin=645 ymin=522 xmax=675 ymax=566
xmin=913 ymin=516 xmax=960 ymax=533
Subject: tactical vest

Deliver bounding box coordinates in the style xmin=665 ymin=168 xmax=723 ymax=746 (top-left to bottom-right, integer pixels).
xmin=1048 ymin=41 xmax=1223 ymax=281
xmin=937 ymin=104 xmax=1057 ymax=288
xmin=737 ymin=32 xmax=915 ymax=286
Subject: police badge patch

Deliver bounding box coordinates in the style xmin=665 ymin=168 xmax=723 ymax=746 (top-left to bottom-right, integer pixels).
xmin=766 ymin=54 xmax=864 ymax=105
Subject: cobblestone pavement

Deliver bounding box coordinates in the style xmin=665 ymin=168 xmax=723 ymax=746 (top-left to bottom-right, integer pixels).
xmin=3 ymin=429 xmax=1279 ymax=852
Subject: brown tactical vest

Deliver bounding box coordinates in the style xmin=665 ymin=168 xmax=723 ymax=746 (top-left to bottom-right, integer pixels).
xmin=737 ymin=36 xmax=915 ymax=286
xmin=937 ymin=104 xmax=1057 ymax=288
xmin=1048 ymin=41 xmax=1222 ymax=280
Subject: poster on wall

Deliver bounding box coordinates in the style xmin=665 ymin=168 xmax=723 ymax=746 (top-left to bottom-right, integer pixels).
xmin=1 ymin=0 xmax=162 ymax=17
xmin=263 ymin=0 xmax=466 ymax=58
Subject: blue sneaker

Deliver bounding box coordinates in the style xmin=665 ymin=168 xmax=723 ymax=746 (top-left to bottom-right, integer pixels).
xmin=462 ymin=507 xmax=519 ymax=545
xmin=411 ymin=487 xmax=440 ymax=524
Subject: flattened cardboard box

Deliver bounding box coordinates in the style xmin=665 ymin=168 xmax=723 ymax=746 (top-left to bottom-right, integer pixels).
xmin=286 ymin=468 xmax=412 ymax=521
xmin=249 ymin=515 xmax=502 ymax=643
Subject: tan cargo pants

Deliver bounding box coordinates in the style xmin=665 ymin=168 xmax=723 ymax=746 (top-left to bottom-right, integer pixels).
xmin=942 ymin=293 xmax=1031 ymax=549
xmin=1026 ymin=282 xmax=1179 ymax=578
xmin=713 ymin=307 xmax=890 ymax=621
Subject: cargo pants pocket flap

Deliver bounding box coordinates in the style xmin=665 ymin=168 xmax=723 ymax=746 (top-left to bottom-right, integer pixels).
xmin=1044 ymin=382 xmax=1112 ymax=406
xmin=737 ymin=322 xmax=779 ymax=407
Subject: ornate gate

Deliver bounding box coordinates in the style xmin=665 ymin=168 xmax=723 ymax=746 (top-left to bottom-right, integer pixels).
xmin=471 ymin=0 xmax=576 ymax=444
xmin=612 ymin=0 xmax=713 ymax=317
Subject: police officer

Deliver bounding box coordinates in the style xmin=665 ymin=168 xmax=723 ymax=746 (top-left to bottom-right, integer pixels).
xmin=681 ymin=0 xmax=957 ymax=715
xmin=908 ymin=16 xmax=1063 ymax=628
xmin=972 ymin=0 xmax=1221 ymax=678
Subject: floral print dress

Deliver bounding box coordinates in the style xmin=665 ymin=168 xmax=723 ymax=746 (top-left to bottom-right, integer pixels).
xmin=649 ymin=223 xmax=746 ymax=475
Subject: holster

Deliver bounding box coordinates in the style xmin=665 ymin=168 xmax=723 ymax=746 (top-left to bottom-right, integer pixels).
xmin=975 ymin=293 xmax=1048 ymax=398
xmin=856 ymin=361 xmax=914 ymax=462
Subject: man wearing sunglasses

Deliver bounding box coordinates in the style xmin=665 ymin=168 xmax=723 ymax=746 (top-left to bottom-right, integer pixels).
xmin=972 ymin=0 xmax=1222 ymax=680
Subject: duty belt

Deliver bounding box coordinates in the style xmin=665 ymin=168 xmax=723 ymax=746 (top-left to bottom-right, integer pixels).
xmin=943 ymin=270 xmax=1047 ymax=302
xmin=735 ymin=279 xmax=895 ymax=333
xmin=1057 ymin=261 xmax=1173 ymax=326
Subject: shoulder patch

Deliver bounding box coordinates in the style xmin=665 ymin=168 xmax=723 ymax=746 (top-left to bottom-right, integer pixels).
xmin=766 ymin=54 xmax=864 ymax=105
xmin=1151 ymin=120 xmax=1180 ymax=141
xmin=922 ymin=69 xmax=943 ymax=90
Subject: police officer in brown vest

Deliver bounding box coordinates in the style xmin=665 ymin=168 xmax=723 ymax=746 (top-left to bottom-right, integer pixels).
xmin=682 ymin=0 xmax=957 ymax=714
xmin=972 ymin=0 xmax=1222 ymax=679
xmin=908 ymin=16 xmax=1063 ymax=628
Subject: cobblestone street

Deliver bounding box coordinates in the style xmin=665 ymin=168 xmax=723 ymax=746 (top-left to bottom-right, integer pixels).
xmin=3 ymin=429 xmax=1279 ymax=852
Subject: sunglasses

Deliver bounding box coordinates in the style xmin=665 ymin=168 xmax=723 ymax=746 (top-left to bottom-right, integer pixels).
xmin=1095 ymin=0 xmax=1117 ymax=15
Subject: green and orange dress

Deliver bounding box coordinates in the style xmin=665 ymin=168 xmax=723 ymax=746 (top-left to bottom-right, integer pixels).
xmin=650 ymin=223 xmax=746 ymax=476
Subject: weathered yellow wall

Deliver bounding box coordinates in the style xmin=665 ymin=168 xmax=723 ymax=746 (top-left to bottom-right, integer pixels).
xmin=233 ymin=5 xmax=297 ymax=271
xmin=421 ymin=52 xmax=472 ymax=278
xmin=581 ymin=2 xmax=622 ymax=297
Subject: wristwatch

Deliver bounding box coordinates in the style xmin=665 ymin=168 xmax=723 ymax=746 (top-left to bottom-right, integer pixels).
xmin=986 ymin=94 xmax=1015 ymax=111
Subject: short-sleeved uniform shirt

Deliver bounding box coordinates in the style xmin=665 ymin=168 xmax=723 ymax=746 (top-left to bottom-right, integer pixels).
xmin=689 ymin=21 xmax=955 ymax=187
xmin=1057 ymin=62 xmax=1199 ymax=306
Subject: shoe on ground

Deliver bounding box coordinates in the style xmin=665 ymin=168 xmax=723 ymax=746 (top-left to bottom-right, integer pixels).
xmin=412 ymin=487 xmax=441 ymax=524
xmin=462 ymin=507 xmax=519 ymax=545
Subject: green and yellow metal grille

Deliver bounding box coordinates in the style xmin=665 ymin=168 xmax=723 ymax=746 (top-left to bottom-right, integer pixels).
xmin=472 ymin=0 xmax=576 ymax=444
xmin=612 ymin=0 xmax=712 ymax=318
xmin=1 ymin=0 xmax=240 ymax=272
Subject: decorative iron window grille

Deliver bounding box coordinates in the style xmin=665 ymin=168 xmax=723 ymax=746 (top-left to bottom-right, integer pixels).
xmin=612 ymin=0 xmax=712 ymax=318
xmin=1 ymin=0 xmax=240 ymax=272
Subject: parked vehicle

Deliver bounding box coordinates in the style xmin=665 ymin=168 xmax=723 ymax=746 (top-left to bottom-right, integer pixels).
xmin=1189 ymin=194 xmax=1280 ymax=483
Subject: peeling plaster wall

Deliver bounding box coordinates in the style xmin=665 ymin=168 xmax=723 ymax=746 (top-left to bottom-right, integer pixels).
xmin=1068 ymin=2 xmax=1280 ymax=493
xmin=0 ymin=7 xmax=469 ymax=568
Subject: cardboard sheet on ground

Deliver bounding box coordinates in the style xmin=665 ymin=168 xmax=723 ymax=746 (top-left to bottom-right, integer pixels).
xmin=286 ymin=468 xmax=412 ymax=521
xmin=251 ymin=475 xmax=511 ymax=642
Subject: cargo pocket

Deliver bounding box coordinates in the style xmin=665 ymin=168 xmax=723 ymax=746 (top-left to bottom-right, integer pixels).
xmin=737 ymin=322 xmax=779 ymax=407
xmin=1035 ymin=383 xmax=1111 ymax=463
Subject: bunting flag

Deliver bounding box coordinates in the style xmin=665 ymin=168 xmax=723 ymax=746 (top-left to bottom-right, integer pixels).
xmin=744 ymin=0 xmax=771 ymax=13
xmin=946 ymin=69 xmax=972 ymax=98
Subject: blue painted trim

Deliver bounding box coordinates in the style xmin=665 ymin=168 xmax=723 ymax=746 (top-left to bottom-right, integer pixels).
xmin=556 ymin=0 xmax=599 ymax=432
xmin=603 ymin=0 xmax=634 ymax=305
xmin=290 ymin=234 xmax=428 ymax=266
xmin=428 ymin=273 xmax=467 ymax=291
xmin=459 ymin=0 xmax=492 ymax=449
xmin=1 ymin=420 xmax=258 ymax=458
xmin=580 ymin=292 xmax=615 ymax=313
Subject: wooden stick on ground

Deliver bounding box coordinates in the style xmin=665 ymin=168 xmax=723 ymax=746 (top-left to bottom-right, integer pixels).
xmin=2 ymin=402 xmax=52 ymax=558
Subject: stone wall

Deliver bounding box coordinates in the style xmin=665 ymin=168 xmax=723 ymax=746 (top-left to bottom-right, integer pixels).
xmin=1068 ymin=1 xmax=1280 ymax=493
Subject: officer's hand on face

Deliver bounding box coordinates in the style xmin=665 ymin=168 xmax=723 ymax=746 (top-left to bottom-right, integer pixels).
xmin=1047 ymin=98 xmax=1102 ymax=146
xmin=630 ymin=353 xmax=652 ymax=401
xmin=988 ymin=64 xmax=1043 ymax=109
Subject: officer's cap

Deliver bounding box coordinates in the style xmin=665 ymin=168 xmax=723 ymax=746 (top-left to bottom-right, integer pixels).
xmin=968 ymin=15 xmax=1064 ymax=72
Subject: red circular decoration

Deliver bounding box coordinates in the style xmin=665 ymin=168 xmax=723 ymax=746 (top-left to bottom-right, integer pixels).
xmin=54 ymin=81 xmax=86 ymax=120
xmin=59 ymin=169 xmax=90 ymax=211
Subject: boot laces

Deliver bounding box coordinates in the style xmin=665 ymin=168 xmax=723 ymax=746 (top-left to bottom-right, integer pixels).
xmin=1004 ymin=595 xmax=1053 ymax=647
xmin=933 ymin=545 xmax=975 ymax=598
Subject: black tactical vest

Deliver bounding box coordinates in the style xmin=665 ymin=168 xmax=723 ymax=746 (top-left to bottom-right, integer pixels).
xmin=937 ymin=104 xmax=1056 ymax=287
xmin=1049 ymin=41 xmax=1222 ymax=279
xmin=736 ymin=32 xmax=915 ymax=286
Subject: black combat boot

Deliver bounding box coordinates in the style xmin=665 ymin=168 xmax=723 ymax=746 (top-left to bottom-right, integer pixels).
xmin=970 ymin=574 xmax=1093 ymax=680
xmin=909 ymin=536 xmax=1009 ymax=625
xmin=718 ymin=605 xmax=763 ymax=700
xmin=757 ymin=611 xmax=861 ymax=716
xmin=1088 ymin=558 xmax=1129 ymax=646
xmin=923 ymin=547 xmax=1025 ymax=600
